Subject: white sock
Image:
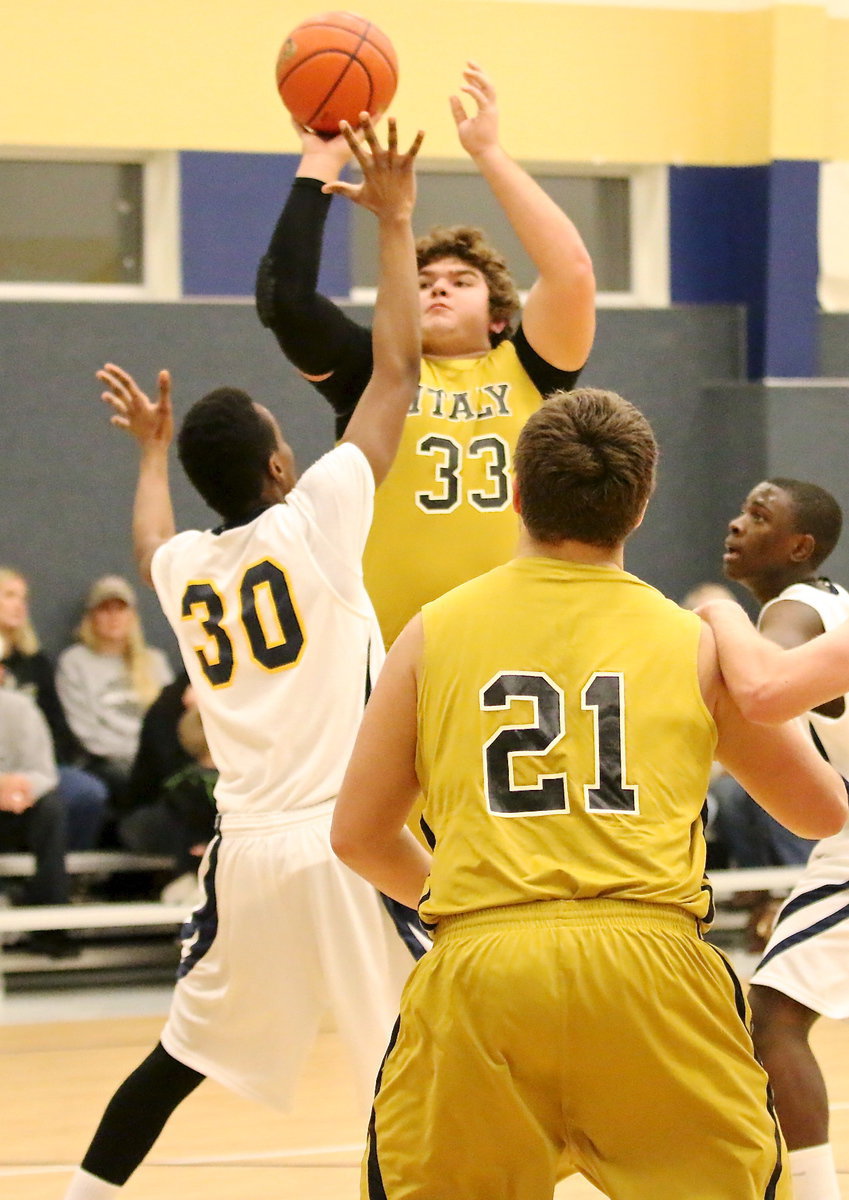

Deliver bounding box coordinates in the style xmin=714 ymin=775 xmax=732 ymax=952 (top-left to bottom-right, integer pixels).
xmin=62 ymin=1167 xmax=121 ymax=1199
xmin=789 ymin=1144 xmax=840 ymax=1200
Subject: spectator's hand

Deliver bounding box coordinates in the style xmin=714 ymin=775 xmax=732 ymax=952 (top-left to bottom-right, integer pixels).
xmin=0 ymin=774 xmax=35 ymax=814
xmin=322 ymin=115 xmax=423 ymax=219
xmin=449 ymin=61 xmax=499 ymax=159
xmin=97 ymin=363 xmax=174 ymax=450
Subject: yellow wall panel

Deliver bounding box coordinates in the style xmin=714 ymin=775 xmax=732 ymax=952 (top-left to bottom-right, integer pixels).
xmin=1 ymin=0 xmax=847 ymax=164
xmin=826 ymin=16 xmax=849 ymax=158
xmin=768 ymin=5 xmax=828 ymax=159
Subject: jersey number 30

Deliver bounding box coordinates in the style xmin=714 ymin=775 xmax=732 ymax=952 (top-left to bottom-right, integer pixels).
xmin=481 ymin=670 xmax=639 ymax=816
xmin=181 ymin=559 xmax=305 ymax=688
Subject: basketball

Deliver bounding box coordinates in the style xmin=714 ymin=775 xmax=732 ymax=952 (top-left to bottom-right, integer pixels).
xmin=276 ymin=11 xmax=398 ymax=135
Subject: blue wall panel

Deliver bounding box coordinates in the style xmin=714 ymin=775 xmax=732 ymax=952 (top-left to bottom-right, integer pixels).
xmin=180 ymin=151 xmax=351 ymax=299
xmin=763 ymin=160 xmax=819 ymax=379
xmin=669 ymin=162 xmax=819 ymax=379
xmin=669 ymin=165 xmax=768 ymax=377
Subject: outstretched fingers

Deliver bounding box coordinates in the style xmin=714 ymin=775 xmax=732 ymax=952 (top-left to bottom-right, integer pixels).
xmin=385 ymin=116 xmax=398 ymax=156
xmin=401 ymin=127 xmax=425 ymax=164
xmin=157 ymin=369 xmax=173 ymax=414
xmin=357 ymin=113 xmax=382 ymax=159
xmin=460 ymin=82 xmax=487 ymax=111
xmin=463 ymin=61 xmax=495 ymax=98
xmin=335 ymin=114 xmax=423 ymax=167
xmin=337 ymin=119 xmax=370 ymax=170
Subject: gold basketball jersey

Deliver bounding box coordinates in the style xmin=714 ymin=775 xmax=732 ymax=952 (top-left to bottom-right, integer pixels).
xmin=416 ymin=558 xmax=718 ymax=927
xmin=363 ymin=341 xmax=543 ymax=647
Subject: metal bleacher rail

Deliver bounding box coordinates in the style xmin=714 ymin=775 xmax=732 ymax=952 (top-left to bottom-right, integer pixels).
xmin=707 ymin=865 xmax=805 ymax=900
xmin=0 ymin=856 xmax=805 ymax=992
xmin=0 ymin=850 xmax=191 ymax=992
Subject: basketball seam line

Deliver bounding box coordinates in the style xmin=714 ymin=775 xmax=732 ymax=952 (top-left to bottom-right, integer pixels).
xmin=282 ymin=19 xmax=397 ymax=83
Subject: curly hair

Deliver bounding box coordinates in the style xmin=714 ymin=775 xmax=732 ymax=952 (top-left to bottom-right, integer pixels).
xmin=416 ymin=225 xmax=519 ymax=346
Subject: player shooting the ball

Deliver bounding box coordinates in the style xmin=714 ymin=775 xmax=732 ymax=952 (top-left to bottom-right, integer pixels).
xmin=257 ymin=61 xmax=596 ymax=651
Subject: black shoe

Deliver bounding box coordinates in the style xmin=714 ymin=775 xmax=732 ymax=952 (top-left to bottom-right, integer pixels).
xmin=25 ymin=930 xmax=82 ymax=959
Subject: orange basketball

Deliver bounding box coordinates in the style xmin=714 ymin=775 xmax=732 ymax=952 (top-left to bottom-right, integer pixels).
xmin=275 ymin=11 xmax=398 ymax=135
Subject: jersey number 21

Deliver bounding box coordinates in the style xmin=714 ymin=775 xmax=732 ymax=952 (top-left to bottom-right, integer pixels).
xmin=481 ymin=670 xmax=639 ymax=816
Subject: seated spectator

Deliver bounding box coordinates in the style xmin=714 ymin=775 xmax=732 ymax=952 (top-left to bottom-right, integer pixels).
xmin=120 ymin=701 xmax=217 ymax=880
xmin=711 ymin=772 xmax=816 ymax=870
xmin=124 ymin=669 xmax=192 ymax=814
xmin=0 ymin=566 xmax=108 ymax=850
xmin=56 ymin=575 xmax=173 ymax=817
xmin=0 ymin=675 xmax=77 ymax=958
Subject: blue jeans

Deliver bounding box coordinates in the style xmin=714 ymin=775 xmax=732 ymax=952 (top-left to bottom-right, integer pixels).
xmin=0 ymin=789 xmax=69 ymax=904
xmin=711 ymin=774 xmax=816 ymax=867
xmin=57 ymin=765 xmax=109 ymax=851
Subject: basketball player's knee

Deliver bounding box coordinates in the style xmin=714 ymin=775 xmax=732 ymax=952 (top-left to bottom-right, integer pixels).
xmin=750 ymin=984 xmax=816 ymax=1051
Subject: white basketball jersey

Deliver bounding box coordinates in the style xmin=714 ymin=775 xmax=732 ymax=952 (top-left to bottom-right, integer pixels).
xmin=759 ymin=579 xmax=849 ymax=778
xmin=151 ymin=443 xmax=384 ymax=816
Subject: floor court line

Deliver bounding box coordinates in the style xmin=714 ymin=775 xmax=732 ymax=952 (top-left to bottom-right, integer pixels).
xmin=0 ymin=1142 xmax=365 ymax=1177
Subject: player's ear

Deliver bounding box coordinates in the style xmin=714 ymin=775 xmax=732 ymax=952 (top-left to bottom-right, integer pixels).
xmin=631 ymin=499 xmax=650 ymax=532
xmin=266 ymin=451 xmax=291 ymax=495
xmin=789 ymin=532 xmax=816 ymax=564
xmin=489 ymin=318 xmax=508 ymax=336
xmin=511 ymin=476 xmax=521 ymax=515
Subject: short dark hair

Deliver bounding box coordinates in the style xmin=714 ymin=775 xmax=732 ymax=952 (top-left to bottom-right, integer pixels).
xmin=177 ymin=388 xmax=276 ymax=521
xmin=768 ymin=477 xmax=843 ymax=569
xmin=514 ymin=388 xmax=658 ymax=547
xmin=416 ymin=225 xmax=519 ymax=346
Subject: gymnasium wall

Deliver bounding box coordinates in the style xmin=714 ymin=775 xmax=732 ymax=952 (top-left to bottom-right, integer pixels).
xmin=4 ymin=1 xmax=849 ymax=652
xmin=3 ymin=0 xmax=848 ymax=162
xmin=4 ymin=296 xmax=849 ymax=656
xmin=6 ymin=0 xmax=848 ymax=378
xmin=10 ymin=297 xmax=849 ymax=662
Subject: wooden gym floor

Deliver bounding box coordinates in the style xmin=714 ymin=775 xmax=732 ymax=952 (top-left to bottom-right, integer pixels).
xmin=0 ymin=991 xmax=847 ymax=1200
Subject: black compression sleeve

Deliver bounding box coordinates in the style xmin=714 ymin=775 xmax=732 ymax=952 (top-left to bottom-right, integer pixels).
xmin=258 ymin=176 xmax=329 ymax=306
xmin=81 ymin=1042 xmax=204 ymax=1185
xmin=512 ymin=323 xmax=584 ymax=398
xmin=255 ymin=176 xmax=373 ymax=419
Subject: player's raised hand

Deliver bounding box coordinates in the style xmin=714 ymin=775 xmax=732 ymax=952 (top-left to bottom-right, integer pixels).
xmin=97 ymin=363 xmax=173 ymax=450
xmin=322 ymin=115 xmax=424 ymax=219
xmin=450 ymin=61 xmax=499 ymax=159
xmin=292 ymin=117 xmax=354 ymax=180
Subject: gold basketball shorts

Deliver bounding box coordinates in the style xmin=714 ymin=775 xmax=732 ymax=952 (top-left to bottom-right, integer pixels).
xmin=363 ymin=898 xmax=789 ymax=1200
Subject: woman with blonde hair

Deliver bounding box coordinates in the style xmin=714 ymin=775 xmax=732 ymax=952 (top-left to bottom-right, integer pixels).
xmin=0 ymin=566 xmax=108 ymax=850
xmin=56 ymin=575 xmax=173 ymax=812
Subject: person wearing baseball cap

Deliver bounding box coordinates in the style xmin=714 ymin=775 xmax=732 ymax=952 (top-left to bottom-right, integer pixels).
xmin=84 ymin=575 xmax=138 ymax=612
xmin=56 ymin=574 xmax=173 ymax=819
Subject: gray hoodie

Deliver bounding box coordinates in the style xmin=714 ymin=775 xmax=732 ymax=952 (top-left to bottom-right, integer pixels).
xmin=0 ymin=689 xmax=59 ymax=798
